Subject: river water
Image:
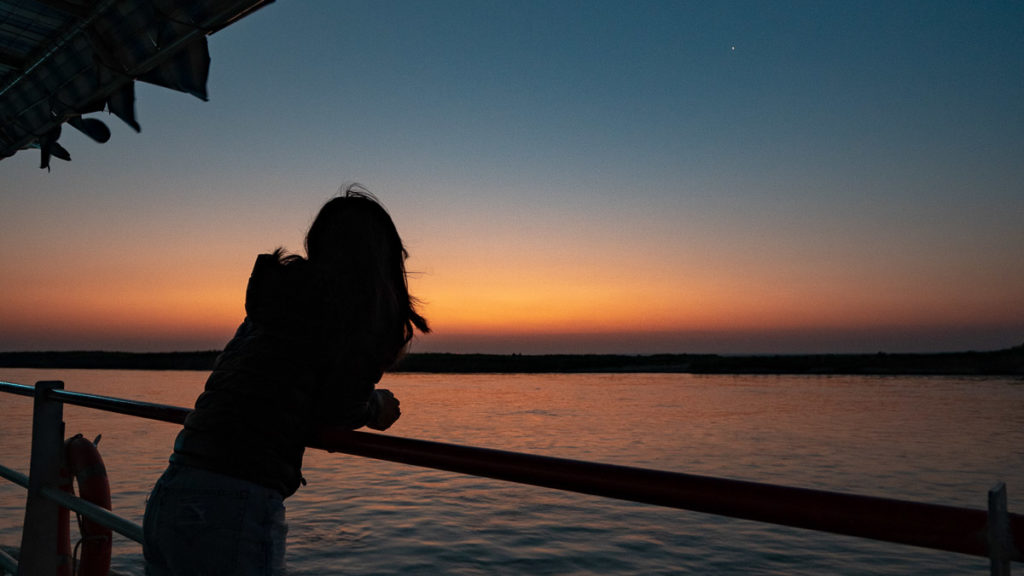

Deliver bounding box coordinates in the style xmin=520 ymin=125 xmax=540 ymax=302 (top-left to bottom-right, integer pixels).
xmin=1 ymin=369 xmax=1022 ymax=575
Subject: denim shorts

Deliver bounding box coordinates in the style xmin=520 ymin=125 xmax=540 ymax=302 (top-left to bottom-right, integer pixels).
xmin=143 ymin=463 xmax=288 ymax=576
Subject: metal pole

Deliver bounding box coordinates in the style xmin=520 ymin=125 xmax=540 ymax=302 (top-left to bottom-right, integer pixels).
xmin=17 ymin=381 xmax=64 ymax=576
xmin=990 ymin=482 xmax=1011 ymax=576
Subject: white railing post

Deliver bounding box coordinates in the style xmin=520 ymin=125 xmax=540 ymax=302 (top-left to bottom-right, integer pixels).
xmin=989 ymin=482 xmax=1011 ymax=576
xmin=17 ymin=381 xmax=64 ymax=576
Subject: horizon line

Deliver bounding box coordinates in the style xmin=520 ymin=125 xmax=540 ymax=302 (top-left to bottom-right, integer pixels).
xmin=1 ymin=345 xmax=1021 ymax=357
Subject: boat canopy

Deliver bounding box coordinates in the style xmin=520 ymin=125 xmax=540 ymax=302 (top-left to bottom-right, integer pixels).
xmin=0 ymin=0 xmax=272 ymax=169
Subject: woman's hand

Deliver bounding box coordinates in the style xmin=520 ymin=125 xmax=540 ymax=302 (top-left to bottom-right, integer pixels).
xmin=367 ymin=389 xmax=401 ymax=430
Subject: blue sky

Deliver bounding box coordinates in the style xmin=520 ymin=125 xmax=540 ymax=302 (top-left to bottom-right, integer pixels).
xmin=2 ymin=1 xmax=1022 ymax=353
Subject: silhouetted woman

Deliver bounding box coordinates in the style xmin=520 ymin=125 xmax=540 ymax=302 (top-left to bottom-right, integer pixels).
xmin=143 ymin=187 xmax=429 ymax=575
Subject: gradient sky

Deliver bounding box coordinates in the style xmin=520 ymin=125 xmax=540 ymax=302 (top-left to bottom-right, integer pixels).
xmin=2 ymin=1 xmax=1022 ymax=354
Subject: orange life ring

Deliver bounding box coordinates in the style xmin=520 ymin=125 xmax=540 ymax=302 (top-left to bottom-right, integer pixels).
xmin=58 ymin=434 xmax=112 ymax=576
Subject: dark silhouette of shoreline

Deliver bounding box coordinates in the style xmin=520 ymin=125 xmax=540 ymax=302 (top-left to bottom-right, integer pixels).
xmin=0 ymin=345 xmax=1021 ymax=375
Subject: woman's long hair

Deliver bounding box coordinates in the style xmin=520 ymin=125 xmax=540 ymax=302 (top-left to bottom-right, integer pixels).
xmin=304 ymin=186 xmax=429 ymax=369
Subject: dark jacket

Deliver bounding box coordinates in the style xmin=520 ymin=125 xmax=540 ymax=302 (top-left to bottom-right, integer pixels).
xmin=171 ymin=253 xmax=383 ymax=497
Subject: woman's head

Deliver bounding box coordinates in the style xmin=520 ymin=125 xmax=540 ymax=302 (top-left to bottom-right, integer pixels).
xmin=305 ymin=186 xmax=429 ymax=366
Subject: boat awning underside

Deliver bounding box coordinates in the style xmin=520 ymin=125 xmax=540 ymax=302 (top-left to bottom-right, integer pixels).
xmin=0 ymin=0 xmax=272 ymax=169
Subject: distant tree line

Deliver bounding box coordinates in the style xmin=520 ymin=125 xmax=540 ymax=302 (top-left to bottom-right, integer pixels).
xmin=0 ymin=351 xmax=221 ymax=371
xmin=0 ymin=344 xmax=1021 ymax=374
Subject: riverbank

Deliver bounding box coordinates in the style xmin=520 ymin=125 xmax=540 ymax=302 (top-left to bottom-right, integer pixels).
xmin=1 ymin=345 xmax=1021 ymax=374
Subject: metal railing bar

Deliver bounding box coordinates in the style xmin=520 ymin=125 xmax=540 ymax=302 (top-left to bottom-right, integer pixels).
xmin=0 ymin=546 xmax=17 ymax=575
xmin=0 ymin=463 xmax=29 ymax=489
xmin=45 ymin=388 xmax=190 ymax=425
xmin=0 ymin=464 xmax=143 ymax=544
xmin=1 ymin=461 xmax=144 ymax=545
xmin=0 ymin=381 xmax=35 ymax=398
xmin=1 ymin=381 xmax=190 ymax=424
xmin=38 ymin=486 xmax=143 ymax=544
xmin=314 ymin=429 xmax=1024 ymax=562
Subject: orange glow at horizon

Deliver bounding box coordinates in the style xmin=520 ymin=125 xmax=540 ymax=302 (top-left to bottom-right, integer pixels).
xmin=1 ymin=261 xmax=245 ymax=349
xmin=4 ymin=244 xmax=1020 ymax=352
xmin=2 ymin=197 xmax=1021 ymax=354
xmin=407 ymin=242 xmax=1024 ymax=340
